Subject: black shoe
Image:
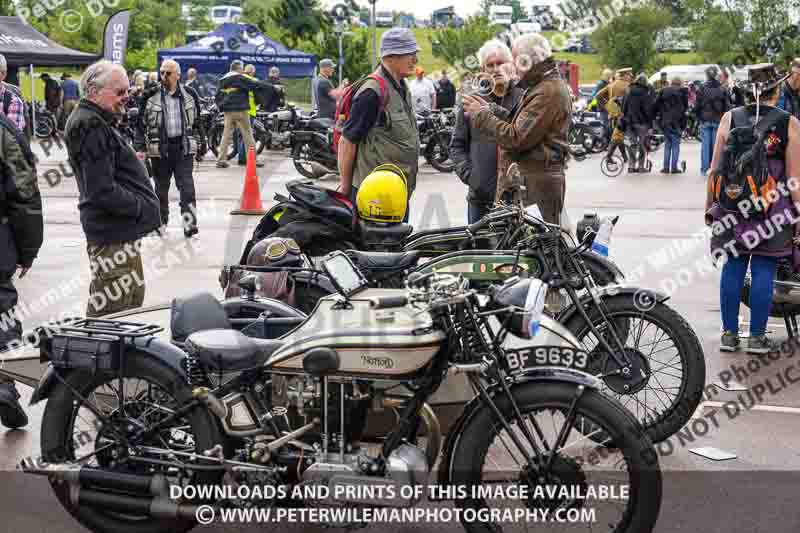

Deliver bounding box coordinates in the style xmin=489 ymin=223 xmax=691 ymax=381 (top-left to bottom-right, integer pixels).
xmin=671 ymin=168 xmax=684 ymax=174
xmin=660 ymin=168 xmax=670 ymax=174
xmin=0 ymin=382 xmax=28 ymax=429
xmin=184 ymin=226 xmax=199 ymax=238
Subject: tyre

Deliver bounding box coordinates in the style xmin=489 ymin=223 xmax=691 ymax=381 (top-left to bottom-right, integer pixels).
xmin=426 ymin=133 xmax=455 ymax=173
xmin=41 ymin=354 xmax=225 ymax=533
xmin=35 ymin=116 xmax=55 ymax=139
xmin=209 ymin=124 xmax=237 ymax=160
xmin=291 ymin=142 xmax=327 ymax=179
xmin=563 ymin=296 xmax=706 ymax=444
xmin=450 ymin=381 xmax=662 ymax=533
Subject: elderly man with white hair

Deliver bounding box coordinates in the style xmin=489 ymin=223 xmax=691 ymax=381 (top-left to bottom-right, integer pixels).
xmin=64 ymin=60 xmax=161 ymax=318
xmin=451 ymin=39 xmax=523 ymax=223
xmin=136 ymin=58 xmax=201 ymax=237
xmin=463 ymin=33 xmax=572 ymax=224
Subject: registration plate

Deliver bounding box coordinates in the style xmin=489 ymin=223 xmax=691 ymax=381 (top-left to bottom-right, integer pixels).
xmin=505 ymin=346 xmax=590 ymax=373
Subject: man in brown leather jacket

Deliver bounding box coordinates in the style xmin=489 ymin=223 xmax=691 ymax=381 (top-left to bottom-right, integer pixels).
xmin=463 ymin=33 xmax=572 ymax=224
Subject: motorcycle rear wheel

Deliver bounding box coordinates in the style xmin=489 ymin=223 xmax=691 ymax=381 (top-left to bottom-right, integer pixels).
xmin=291 ymin=142 xmax=330 ymax=179
xmin=41 ymin=354 xmax=224 ymax=533
xmin=450 ymin=381 xmax=662 ymax=533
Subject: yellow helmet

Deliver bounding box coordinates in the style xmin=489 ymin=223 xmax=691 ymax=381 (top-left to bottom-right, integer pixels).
xmin=356 ymin=164 xmax=408 ymax=223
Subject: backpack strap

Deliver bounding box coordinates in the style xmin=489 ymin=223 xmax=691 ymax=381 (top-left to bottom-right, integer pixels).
xmin=2 ymin=89 xmax=11 ymax=118
xmin=367 ymin=72 xmax=390 ymax=113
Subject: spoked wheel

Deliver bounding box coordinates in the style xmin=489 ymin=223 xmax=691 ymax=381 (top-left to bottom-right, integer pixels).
xmin=451 ymin=382 xmax=662 ymax=533
xmin=600 ymin=155 xmax=625 ymax=178
xmin=564 ymin=298 xmax=706 ymax=444
xmin=41 ymin=355 xmax=224 ymax=533
xmin=426 ymin=132 xmax=455 ymax=172
xmin=291 ymin=142 xmax=329 ymax=179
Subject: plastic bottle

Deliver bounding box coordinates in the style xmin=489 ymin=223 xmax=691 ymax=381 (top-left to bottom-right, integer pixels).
xmin=591 ymin=217 xmax=613 ymax=257
xmin=525 ymin=279 xmax=549 ymax=338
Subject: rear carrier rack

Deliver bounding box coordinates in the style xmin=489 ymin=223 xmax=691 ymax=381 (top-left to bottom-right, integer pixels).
xmin=40 ymin=318 xmax=163 ymax=374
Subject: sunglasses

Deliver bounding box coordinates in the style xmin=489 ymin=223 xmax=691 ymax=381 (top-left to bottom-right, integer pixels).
xmin=161 ymin=71 xmax=175 ymax=77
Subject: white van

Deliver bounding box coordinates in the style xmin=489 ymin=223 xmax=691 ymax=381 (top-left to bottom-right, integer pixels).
xmin=376 ymin=11 xmax=394 ymax=27
xmin=210 ymin=5 xmax=242 ymax=26
xmin=489 ymin=5 xmax=514 ymax=28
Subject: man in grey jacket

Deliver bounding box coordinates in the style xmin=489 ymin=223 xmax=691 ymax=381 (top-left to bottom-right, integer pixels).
xmin=451 ymin=39 xmax=522 ymax=223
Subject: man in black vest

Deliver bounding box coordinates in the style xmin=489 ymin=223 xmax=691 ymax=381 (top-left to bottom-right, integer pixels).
xmin=696 ymin=66 xmax=729 ymax=177
xmin=0 ymin=101 xmax=43 ymax=429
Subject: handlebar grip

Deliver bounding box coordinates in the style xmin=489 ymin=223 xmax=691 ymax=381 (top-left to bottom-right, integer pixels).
xmin=370 ymin=296 xmax=409 ymax=309
xmin=467 ymin=216 xmax=492 ymax=234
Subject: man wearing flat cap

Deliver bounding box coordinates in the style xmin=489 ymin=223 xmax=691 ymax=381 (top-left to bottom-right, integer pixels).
xmin=316 ymin=59 xmax=341 ymax=120
xmin=338 ymin=28 xmax=420 ymax=222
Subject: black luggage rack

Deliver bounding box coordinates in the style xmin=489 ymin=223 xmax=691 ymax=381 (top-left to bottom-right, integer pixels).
xmin=40 ymin=318 xmax=164 ymax=374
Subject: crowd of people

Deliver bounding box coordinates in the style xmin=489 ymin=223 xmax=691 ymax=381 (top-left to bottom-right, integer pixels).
xmin=3 ymin=28 xmax=800 ymax=427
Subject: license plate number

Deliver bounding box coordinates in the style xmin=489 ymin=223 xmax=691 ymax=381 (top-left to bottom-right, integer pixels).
xmin=505 ymin=346 xmax=589 ymax=373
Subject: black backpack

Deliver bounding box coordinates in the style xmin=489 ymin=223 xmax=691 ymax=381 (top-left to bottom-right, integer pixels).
xmin=712 ymin=106 xmax=789 ymax=216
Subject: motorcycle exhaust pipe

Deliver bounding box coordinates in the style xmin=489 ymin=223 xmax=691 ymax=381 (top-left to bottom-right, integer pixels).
xmin=72 ymin=487 xmax=202 ymax=520
xmin=20 ymin=459 xmax=169 ymax=497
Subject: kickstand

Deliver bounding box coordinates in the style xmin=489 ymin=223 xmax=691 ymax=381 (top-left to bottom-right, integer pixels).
xmin=784 ymin=313 xmax=799 ymax=338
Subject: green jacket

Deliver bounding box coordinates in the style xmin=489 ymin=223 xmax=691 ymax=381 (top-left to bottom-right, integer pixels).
xmin=0 ymin=118 xmax=42 ymax=268
xmin=353 ymin=68 xmax=420 ymax=193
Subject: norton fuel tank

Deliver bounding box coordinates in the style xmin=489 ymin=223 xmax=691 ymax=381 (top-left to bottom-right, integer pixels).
xmin=266 ymin=289 xmax=446 ymax=379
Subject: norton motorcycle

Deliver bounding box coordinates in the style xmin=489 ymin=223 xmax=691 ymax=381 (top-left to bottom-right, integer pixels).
xmin=290 ymin=117 xmax=338 ymax=179
xmin=221 ymin=206 xmax=705 ymax=445
xmin=258 ymin=103 xmax=315 ymax=152
xmin=25 ymin=260 xmax=662 ymax=533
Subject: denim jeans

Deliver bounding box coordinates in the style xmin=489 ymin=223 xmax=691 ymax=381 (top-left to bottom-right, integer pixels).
xmin=467 ymin=201 xmax=491 ymax=225
xmin=720 ymin=254 xmax=779 ymax=337
xmin=662 ymin=126 xmax=681 ymax=171
xmin=700 ymin=121 xmax=720 ymax=175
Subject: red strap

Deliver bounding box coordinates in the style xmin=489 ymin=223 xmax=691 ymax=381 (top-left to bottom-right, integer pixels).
xmin=368 ymin=73 xmax=390 ymax=113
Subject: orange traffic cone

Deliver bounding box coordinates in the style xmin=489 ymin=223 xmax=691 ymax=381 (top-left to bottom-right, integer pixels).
xmin=231 ymin=146 xmax=267 ymax=215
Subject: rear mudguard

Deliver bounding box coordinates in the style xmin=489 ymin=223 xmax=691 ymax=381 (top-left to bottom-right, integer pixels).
xmin=555 ymin=285 xmax=671 ymax=326
xmin=435 ymin=369 xmax=602 ymax=492
xmin=29 ymin=337 xmax=188 ymax=406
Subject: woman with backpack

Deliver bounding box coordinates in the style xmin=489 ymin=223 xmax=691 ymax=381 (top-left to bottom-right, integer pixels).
xmin=705 ymin=64 xmax=800 ymax=354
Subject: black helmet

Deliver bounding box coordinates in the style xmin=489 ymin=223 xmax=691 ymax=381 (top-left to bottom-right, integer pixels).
xmin=491 ymin=277 xmax=547 ymax=339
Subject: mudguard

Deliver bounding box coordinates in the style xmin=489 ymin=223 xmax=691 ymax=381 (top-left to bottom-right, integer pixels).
xmin=30 ymin=337 xmax=188 ymax=406
xmin=578 ymin=250 xmax=625 ymax=284
xmin=434 ymin=368 xmax=602 ymax=492
xmin=556 ymin=285 xmax=671 ymax=326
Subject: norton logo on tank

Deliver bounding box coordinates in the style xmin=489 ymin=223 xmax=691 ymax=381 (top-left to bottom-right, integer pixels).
xmin=361 ymin=355 xmax=395 ymax=369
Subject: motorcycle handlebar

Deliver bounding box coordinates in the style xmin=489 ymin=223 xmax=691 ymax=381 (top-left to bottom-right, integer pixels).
xmin=369 ymin=296 xmax=409 ymax=309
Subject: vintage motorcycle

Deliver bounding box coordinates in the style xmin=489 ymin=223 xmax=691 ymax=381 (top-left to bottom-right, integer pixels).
xmin=289 ymin=118 xmax=338 ymax=179
xmin=258 ymin=103 xmax=315 ymax=152
xmin=24 ymin=258 xmax=662 ymax=533
xmin=417 ymin=109 xmax=455 ymax=173
xmin=220 ymin=204 xmax=705 ymax=445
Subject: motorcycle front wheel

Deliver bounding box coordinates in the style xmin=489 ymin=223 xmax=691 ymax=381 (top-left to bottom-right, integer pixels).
xmin=425 ymin=132 xmax=455 ymax=173
xmin=291 ymin=142 xmax=330 ymax=179
xmin=450 ymin=381 xmax=662 ymax=533
xmin=563 ymin=296 xmax=706 ymax=444
xmin=40 ymin=353 xmax=225 ymax=533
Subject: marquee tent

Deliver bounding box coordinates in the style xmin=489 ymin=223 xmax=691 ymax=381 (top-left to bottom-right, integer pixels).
xmin=0 ymin=16 xmax=98 ymax=67
xmin=158 ymin=23 xmax=317 ymax=81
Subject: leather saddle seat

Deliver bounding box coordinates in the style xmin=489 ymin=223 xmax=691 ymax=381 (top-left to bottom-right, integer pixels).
xmin=185 ymin=329 xmax=285 ymax=373
xmin=348 ymin=250 xmax=420 ymax=272
xmin=357 ymin=220 xmax=414 ymax=242
xmin=308 ymin=117 xmax=334 ymax=130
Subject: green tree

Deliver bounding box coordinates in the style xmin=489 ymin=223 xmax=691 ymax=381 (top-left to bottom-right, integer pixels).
xmin=267 ymin=0 xmax=330 ymax=49
xmin=431 ymin=15 xmax=502 ymax=71
xmin=310 ymin=29 xmax=372 ymax=82
xmin=592 ymin=5 xmax=673 ymax=74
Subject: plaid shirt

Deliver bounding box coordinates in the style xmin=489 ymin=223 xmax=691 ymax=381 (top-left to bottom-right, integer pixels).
xmin=0 ymin=83 xmax=26 ymax=131
xmin=163 ymin=88 xmax=183 ymax=138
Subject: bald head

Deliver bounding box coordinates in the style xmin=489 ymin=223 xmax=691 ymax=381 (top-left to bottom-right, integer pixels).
xmin=160 ymin=59 xmax=180 ymax=91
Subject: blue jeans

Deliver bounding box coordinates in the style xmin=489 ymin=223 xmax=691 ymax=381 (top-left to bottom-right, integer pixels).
xmin=467 ymin=201 xmax=491 ymax=225
xmin=700 ymin=121 xmax=719 ymax=175
xmin=720 ymin=254 xmax=779 ymax=337
xmin=662 ymin=126 xmax=681 ymax=171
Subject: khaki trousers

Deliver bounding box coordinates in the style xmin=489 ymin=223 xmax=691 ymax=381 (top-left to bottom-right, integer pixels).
xmin=217 ymin=111 xmax=256 ymax=163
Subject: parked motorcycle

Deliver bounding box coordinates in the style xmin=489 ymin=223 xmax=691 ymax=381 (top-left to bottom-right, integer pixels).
xmin=258 ymin=103 xmax=315 ymax=152
xmin=418 ymin=109 xmax=455 ymax=172
xmin=570 ymin=111 xmax=608 ymax=154
xmin=26 ymin=261 xmax=662 ymax=533
xmin=290 ymin=118 xmax=338 ymax=179
xmin=225 ymin=199 xmax=705 ymax=445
